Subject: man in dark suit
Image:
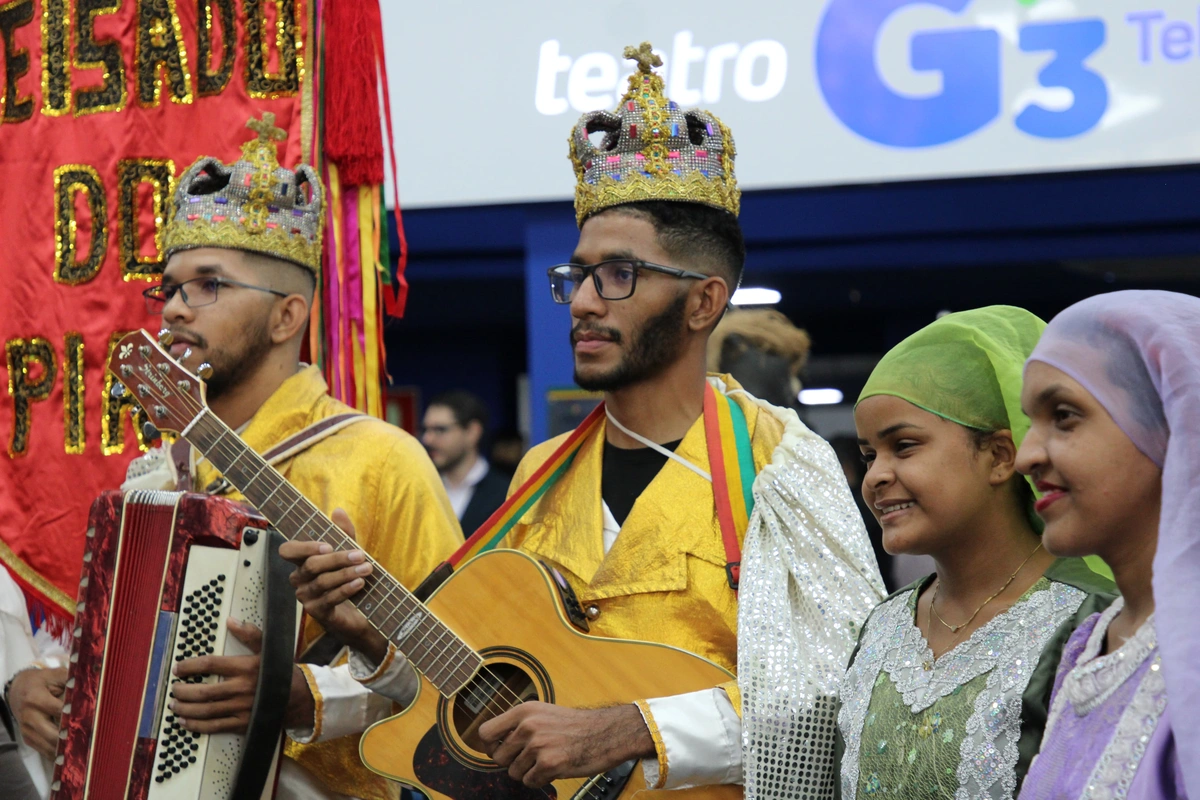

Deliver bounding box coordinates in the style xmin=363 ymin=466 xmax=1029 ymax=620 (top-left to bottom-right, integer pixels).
xmin=421 ymin=391 xmax=511 ymax=535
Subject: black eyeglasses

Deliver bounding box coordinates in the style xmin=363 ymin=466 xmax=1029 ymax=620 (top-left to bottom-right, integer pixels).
xmin=546 ymin=259 xmax=709 ymax=304
xmin=143 ymin=276 xmax=289 ymax=314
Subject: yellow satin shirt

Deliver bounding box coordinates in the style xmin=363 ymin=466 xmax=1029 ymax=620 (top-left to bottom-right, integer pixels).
xmin=502 ymin=378 xmax=782 ymax=705
xmin=188 ymin=366 xmax=462 ymax=800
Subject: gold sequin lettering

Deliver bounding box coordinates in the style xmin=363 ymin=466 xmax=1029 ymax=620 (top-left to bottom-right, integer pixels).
xmin=136 ymin=0 xmax=192 ymax=107
xmin=63 ymin=332 xmax=84 ymax=453
xmin=40 ymin=0 xmax=70 ymax=115
xmin=102 ymin=332 xmax=151 ymax=455
xmin=5 ymin=337 xmax=57 ymax=458
xmin=53 ymin=165 xmax=108 ymax=285
xmin=117 ymin=158 xmax=175 ymax=282
xmin=74 ymin=0 xmax=127 ymax=115
xmin=0 ymin=0 xmax=34 ymax=123
xmin=245 ymin=0 xmax=299 ymax=98
xmin=197 ymin=0 xmax=234 ymax=97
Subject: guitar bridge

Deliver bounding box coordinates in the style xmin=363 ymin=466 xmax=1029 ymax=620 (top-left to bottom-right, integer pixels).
xmin=573 ymin=760 xmax=636 ymax=800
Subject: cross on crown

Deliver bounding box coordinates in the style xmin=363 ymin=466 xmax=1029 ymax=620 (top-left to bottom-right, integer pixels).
xmin=623 ymin=42 xmax=662 ymax=74
xmin=246 ymin=111 xmax=286 ymax=143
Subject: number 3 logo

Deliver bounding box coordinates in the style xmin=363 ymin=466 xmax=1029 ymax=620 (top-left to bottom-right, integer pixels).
xmin=815 ymin=0 xmax=1108 ymax=148
xmin=1016 ymin=20 xmax=1108 ymax=139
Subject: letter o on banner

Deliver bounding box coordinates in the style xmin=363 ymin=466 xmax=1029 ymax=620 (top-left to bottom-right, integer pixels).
xmin=734 ymin=40 xmax=787 ymax=102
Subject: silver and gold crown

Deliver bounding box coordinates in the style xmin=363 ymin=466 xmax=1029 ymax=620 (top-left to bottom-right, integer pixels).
xmin=569 ymin=42 xmax=740 ymax=226
xmin=164 ymin=113 xmax=323 ymax=273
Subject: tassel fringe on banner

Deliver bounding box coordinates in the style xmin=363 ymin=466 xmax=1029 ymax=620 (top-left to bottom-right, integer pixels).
xmin=313 ymin=0 xmax=408 ymax=415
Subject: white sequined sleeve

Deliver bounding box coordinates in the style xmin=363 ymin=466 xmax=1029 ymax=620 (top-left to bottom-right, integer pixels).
xmin=736 ymin=399 xmax=886 ymax=799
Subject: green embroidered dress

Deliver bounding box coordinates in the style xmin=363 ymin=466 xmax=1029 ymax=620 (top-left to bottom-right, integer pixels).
xmin=835 ymin=559 xmax=1113 ymax=800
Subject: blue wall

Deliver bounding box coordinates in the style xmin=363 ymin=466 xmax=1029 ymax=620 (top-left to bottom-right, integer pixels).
xmin=386 ymin=165 xmax=1200 ymax=443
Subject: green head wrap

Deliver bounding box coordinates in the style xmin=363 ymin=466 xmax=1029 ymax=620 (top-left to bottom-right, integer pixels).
xmin=857 ymin=305 xmax=1047 ymax=530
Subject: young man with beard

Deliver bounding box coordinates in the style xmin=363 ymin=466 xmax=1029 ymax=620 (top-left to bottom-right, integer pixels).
xmin=85 ymin=115 xmax=458 ymax=800
xmin=282 ymin=46 xmax=884 ymax=797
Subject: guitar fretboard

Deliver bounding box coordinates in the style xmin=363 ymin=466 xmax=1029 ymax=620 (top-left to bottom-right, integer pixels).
xmin=187 ymin=409 xmax=482 ymax=695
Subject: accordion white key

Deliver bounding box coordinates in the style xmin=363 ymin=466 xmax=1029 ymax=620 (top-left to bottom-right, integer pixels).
xmin=52 ymin=490 xmax=298 ymax=800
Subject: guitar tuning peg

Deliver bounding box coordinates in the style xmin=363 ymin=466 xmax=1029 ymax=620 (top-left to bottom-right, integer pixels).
xmin=182 ymin=347 xmax=193 ymax=361
xmin=157 ymin=328 xmax=174 ymax=346
xmin=110 ymin=383 xmax=126 ymax=399
xmin=197 ymin=363 xmax=213 ymax=380
xmin=143 ymin=422 xmax=160 ymax=440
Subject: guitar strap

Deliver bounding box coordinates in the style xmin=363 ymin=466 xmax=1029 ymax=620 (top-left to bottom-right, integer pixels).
xmin=171 ymin=412 xmax=369 ymax=494
xmin=423 ymin=382 xmax=756 ymax=597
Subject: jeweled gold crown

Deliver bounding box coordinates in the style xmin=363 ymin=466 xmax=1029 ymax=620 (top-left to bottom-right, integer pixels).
xmin=164 ymin=113 xmax=323 ymax=273
xmin=569 ymin=42 xmax=740 ymax=226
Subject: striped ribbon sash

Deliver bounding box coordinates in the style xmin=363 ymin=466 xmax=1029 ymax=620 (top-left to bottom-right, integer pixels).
xmin=444 ymin=382 xmax=756 ymax=592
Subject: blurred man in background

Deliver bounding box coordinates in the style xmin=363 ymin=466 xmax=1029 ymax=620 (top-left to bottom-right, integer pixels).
xmin=707 ymin=308 xmax=810 ymax=414
xmin=422 ymin=391 xmax=510 ymax=534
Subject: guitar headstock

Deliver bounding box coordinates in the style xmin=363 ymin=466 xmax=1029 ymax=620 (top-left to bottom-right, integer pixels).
xmin=107 ymin=329 xmax=209 ymax=435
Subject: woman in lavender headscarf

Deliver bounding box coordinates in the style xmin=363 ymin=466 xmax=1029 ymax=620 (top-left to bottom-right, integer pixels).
xmin=1015 ymin=290 xmax=1199 ymax=799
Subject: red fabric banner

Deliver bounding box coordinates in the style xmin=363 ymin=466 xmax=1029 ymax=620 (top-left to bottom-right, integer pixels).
xmin=0 ymin=0 xmax=310 ymax=622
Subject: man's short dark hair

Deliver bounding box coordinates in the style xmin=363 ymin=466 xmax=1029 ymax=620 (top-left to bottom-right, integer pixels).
xmin=244 ymin=251 xmax=317 ymax=300
xmin=428 ymin=390 xmax=489 ymax=433
xmin=602 ymin=201 xmax=746 ymax=291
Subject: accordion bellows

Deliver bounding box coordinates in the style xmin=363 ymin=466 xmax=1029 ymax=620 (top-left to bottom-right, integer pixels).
xmin=52 ymin=491 xmax=286 ymax=800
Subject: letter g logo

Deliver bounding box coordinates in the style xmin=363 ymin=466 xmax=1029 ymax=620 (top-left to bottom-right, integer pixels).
xmin=816 ymin=0 xmax=1000 ymax=147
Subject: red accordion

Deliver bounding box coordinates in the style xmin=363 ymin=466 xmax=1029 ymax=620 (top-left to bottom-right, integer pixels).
xmin=52 ymin=490 xmax=296 ymax=800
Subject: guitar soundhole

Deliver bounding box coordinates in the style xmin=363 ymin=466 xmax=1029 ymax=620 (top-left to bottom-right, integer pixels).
xmin=451 ymin=662 xmax=540 ymax=753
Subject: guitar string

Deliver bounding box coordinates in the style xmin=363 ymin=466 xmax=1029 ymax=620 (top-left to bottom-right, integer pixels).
xmin=126 ymin=353 xmax=614 ymax=800
xmin=126 ymin=366 xmax=582 ymax=800
xmin=135 ymin=379 xmax=608 ymax=800
xmin=183 ymin=417 xmax=537 ymax=718
xmin=131 ymin=369 xmax=537 ymax=720
xmin=182 ymin=428 xmax=535 ymax=726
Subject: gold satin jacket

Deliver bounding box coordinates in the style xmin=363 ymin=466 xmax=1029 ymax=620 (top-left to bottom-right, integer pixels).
xmin=502 ymin=376 xmax=782 ymax=700
xmin=188 ymin=365 xmax=462 ymax=800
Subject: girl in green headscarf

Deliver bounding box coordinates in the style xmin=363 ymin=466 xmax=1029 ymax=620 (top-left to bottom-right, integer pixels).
xmin=834 ymin=306 xmax=1114 ymax=800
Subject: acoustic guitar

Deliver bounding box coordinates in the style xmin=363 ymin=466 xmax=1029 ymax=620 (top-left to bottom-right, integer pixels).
xmin=109 ymin=329 xmax=742 ymax=800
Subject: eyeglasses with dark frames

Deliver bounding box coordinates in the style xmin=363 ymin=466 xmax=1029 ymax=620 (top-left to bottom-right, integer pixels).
xmin=143 ymin=276 xmax=290 ymax=314
xmin=546 ymin=259 xmax=709 ymax=304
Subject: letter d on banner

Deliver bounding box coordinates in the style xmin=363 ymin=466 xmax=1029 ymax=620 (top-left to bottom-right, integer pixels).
xmin=816 ymin=0 xmax=1000 ymax=148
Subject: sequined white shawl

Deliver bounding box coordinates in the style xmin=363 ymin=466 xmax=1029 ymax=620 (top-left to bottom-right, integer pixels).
xmin=735 ymin=391 xmax=886 ymax=799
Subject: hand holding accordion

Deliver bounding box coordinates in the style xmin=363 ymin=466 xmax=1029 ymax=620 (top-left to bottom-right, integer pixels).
xmin=52 ymin=491 xmax=299 ymax=800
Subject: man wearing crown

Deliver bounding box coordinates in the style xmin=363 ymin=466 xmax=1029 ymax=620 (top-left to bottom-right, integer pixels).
xmin=116 ymin=115 xmax=460 ymax=800
xmin=285 ymin=45 xmax=884 ymax=797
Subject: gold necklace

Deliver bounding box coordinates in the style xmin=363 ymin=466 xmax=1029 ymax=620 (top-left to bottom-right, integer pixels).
xmin=931 ymin=542 xmax=1044 ymax=635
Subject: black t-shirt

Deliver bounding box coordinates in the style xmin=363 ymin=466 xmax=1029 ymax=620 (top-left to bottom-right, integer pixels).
xmin=601 ymin=439 xmax=682 ymax=527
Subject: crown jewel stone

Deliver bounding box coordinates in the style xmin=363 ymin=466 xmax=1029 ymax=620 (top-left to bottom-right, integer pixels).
xmin=569 ymin=41 xmax=740 ymax=226
xmin=163 ymin=112 xmax=323 ymax=273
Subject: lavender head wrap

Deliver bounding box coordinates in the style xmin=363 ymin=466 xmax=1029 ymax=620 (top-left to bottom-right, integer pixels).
xmin=1027 ymin=289 xmax=1200 ymax=794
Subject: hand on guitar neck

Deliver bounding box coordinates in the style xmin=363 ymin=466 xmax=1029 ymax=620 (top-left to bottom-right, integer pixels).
xmin=280 ymin=508 xmax=392 ymax=665
xmin=170 ymin=508 xmax=366 ymax=736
